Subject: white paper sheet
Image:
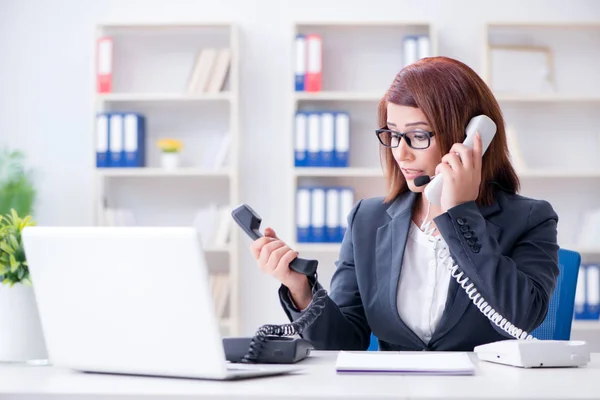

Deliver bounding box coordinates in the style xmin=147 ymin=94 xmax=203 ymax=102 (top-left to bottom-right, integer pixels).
xmin=335 ymin=351 xmax=476 ymax=375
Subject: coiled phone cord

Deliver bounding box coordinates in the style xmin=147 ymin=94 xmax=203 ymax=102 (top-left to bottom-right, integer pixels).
xmin=241 ymin=284 xmax=328 ymax=363
xmin=420 ymin=201 xmax=536 ymax=341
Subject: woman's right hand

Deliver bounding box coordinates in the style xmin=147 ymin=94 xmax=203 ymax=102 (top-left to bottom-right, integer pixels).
xmin=249 ymin=227 xmax=312 ymax=307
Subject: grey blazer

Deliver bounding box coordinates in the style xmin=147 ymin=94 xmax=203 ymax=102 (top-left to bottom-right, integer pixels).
xmin=279 ymin=185 xmax=560 ymax=351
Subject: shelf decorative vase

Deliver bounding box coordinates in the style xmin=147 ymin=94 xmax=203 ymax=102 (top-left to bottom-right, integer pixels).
xmin=157 ymin=138 xmax=183 ymax=170
xmin=161 ymin=152 xmax=180 ymax=169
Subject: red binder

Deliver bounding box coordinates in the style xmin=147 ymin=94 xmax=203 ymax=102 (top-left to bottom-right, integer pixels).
xmin=305 ymin=34 xmax=322 ymax=92
xmin=96 ymin=37 xmax=113 ymax=93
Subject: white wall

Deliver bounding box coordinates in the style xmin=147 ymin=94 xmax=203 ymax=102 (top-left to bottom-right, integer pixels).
xmin=1 ymin=0 xmax=599 ymax=335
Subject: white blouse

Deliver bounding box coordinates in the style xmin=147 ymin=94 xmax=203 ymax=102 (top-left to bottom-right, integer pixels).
xmin=396 ymin=221 xmax=452 ymax=344
xmin=291 ymin=221 xmax=452 ymax=345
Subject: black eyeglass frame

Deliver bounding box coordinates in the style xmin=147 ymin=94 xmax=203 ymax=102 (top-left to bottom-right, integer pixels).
xmin=375 ymin=128 xmax=436 ymax=150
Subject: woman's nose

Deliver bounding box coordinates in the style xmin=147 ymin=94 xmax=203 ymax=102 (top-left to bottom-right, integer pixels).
xmin=394 ymin=137 xmax=413 ymax=161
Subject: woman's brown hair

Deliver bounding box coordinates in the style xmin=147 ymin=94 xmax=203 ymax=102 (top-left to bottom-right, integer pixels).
xmin=379 ymin=56 xmax=519 ymax=206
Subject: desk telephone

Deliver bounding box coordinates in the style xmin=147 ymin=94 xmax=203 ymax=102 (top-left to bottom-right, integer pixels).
xmin=226 ymin=115 xmax=590 ymax=369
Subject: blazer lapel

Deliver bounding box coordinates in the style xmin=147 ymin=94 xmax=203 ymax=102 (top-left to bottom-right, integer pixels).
xmin=375 ymin=191 xmax=424 ymax=347
xmin=430 ymin=201 xmax=502 ymax=343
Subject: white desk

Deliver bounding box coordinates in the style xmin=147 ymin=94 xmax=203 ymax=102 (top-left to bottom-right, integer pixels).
xmin=0 ymin=351 xmax=599 ymax=400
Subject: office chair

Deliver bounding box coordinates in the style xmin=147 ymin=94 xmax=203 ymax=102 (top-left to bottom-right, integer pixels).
xmin=367 ymin=247 xmax=581 ymax=350
xmin=530 ymin=248 xmax=581 ymax=340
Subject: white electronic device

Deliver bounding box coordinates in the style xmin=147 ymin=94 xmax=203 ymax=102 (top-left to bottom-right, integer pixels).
xmin=424 ymin=114 xmax=497 ymax=206
xmin=474 ymin=339 xmax=591 ymax=368
xmin=22 ymin=226 xmax=300 ymax=380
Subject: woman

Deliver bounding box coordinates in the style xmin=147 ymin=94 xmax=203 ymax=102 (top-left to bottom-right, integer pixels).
xmin=250 ymin=56 xmax=560 ymax=352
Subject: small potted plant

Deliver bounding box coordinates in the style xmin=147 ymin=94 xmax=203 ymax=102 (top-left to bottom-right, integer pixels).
xmin=157 ymin=138 xmax=183 ymax=169
xmin=0 ymin=209 xmax=48 ymax=363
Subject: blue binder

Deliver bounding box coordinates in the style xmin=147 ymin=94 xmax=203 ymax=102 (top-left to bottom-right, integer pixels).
xmin=108 ymin=113 xmax=125 ymax=167
xmin=123 ymin=113 xmax=146 ymax=168
xmin=296 ymin=187 xmax=311 ymax=243
xmin=295 ymin=34 xmax=306 ymax=91
xmin=294 ymin=112 xmax=308 ymax=167
xmin=334 ymin=112 xmax=350 ymax=167
xmin=95 ymin=113 xmax=110 ymax=168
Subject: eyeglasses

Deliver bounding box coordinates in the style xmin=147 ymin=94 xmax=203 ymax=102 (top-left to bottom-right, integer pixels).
xmin=375 ymin=128 xmax=435 ymax=150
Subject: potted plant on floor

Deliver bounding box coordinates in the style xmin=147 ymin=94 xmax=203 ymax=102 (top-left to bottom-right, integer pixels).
xmin=0 ymin=148 xmax=47 ymax=363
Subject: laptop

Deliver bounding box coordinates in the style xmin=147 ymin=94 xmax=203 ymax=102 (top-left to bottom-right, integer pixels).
xmin=22 ymin=226 xmax=301 ymax=380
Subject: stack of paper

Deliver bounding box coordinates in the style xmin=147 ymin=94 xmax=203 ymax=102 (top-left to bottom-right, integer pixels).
xmin=335 ymin=351 xmax=476 ymax=375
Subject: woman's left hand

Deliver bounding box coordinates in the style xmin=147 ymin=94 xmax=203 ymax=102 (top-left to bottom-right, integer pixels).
xmin=436 ymin=132 xmax=483 ymax=212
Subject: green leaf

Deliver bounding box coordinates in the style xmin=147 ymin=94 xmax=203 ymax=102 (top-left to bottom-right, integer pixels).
xmin=9 ymin=254 xmax=18 ymax=272
xmin=17 ymin=268 xmax=24 ymax=280
xmin=19 ymin=215 xmax=32 ymax=230
xmin=9 ymin=233 xmax=18 ymax=249
xmin=10 ymin=209 xmax=18 ymax=223
xmin=3 ymin=278 xmax=9 ymax=285
xmin=0 ymin=266 xmax=7 ymax=275
xmin=0 ymin=242 xmax=13 ymax=255
xmin=21 ymin=277 xmax=32 ymax=286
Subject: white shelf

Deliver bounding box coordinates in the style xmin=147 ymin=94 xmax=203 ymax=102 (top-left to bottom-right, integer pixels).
xmin=296 ymin=243 xmax=341 ymax=253
xmin=294 ymin=91 xmax=383 ymax=102
xmin=576 ymin=247 xmax=600 ymax=255
xmin=294 ymin=21 xmax=434 ymax=27
xmin=572 ymin=320 xmax=600 ymax=331
xmin=496 ymin=94 xmax=600 ymax=102
xmin=99 ymin=22 xmax=234 ymax=29
xmin=97 ymin=168 xmax=232 ymax=178
xmin=204 ymin=244 xmax=233 ymax=253
xmin=97 ymin=92 xmax=232 ymax=102
xmin=486 ymin=22 xmax=600 ymax=29
xmin=562 ymin=246 xmax=600 ymax=256
xmin=93 ymin=22 xmax=241 ymax=336
xmin=294 ymin=168 xmax=600 ymax=180
xmin=517 ymin=169 xmax=600 ymax=178
xmin=294 ymin=167 xmax=383 ymax=178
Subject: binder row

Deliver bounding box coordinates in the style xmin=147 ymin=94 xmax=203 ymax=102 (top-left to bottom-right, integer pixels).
xmin=295 ymin=111 xmax=349 ymax=168
xmin=296 ymin=187 xmax=355 ymax=243
xmin=402 ymin=35 xmax=431 ymax=67
xmin=574 ymin=263 xmax=600 ymax=320
xmin=96 ymin=112 xmax=146 ymax=168
xmin=294 ymin=34 xmax=322 ymax=92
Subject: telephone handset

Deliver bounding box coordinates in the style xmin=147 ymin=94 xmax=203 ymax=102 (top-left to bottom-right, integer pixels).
xmin=225 ymin=204 xmax=327 ymax=364
xmin=422 ymin=114 xmax=497 ymax=206
xmin=231 ymin=204 xmax=318 ymax=276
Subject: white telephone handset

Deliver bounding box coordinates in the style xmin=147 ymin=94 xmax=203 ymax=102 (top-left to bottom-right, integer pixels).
xmin=418 ymin=114 xmax=590 ymax=368
xmin=424 ymin=115 xmax=497 ymax=206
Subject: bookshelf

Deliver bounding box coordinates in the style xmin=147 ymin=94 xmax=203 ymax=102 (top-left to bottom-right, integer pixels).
xmin=92 ymin=23 xmax=240 ymax=336
xmin=289 ymin=21 xmax=437 ymax=290
xmin=483 ymin=22 xmax=600 ymax=334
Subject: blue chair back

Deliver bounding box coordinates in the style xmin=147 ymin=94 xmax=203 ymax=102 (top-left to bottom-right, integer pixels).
xmin=367 ymin=248 xmax=580 ymax=350
xmin=531 ymin=248 xmax=581 ymax=340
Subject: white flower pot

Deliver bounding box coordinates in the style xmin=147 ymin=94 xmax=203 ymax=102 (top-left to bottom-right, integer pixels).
xmin=161 ymin=152 xmax=180 ymax=169
xmin=0 ymin=283 xmax=48 ymax=363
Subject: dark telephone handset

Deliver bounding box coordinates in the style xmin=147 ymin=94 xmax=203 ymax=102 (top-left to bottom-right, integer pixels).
xmin=231 ymin=204 xmax=318 ymax=277
xmin=223 ymin=204 xmax=327 ymax=364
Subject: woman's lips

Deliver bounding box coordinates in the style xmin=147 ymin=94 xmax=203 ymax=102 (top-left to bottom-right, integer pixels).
xmin=401 ymin=168 xmax=424 ymax=180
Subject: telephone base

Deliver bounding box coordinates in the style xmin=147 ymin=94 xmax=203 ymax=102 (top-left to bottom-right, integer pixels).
xmin=474 ymin=339 xmax=590 ymax=368
xmin=223 ymin=336 xmax=314 ymax=364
